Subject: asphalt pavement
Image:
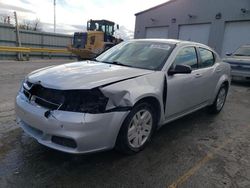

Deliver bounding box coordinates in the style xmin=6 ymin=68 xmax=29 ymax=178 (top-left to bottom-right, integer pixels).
xmin=0 ymin=59 xmax=249 ymax=188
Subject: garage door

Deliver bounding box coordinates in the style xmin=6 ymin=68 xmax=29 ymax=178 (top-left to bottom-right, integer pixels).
xmin=178 ymin=24 xmax=211 ymax=45
xmin=145 ymin=27 xmax=168 ymax=39
xmin=221 ymin=21 xmax=250 ymax=57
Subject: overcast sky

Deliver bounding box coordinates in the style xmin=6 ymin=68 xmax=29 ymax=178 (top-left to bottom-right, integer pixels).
xmin=0 ymin=0 xmax=168 ymax=38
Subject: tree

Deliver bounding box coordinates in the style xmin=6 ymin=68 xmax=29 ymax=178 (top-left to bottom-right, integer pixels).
xmin=19 ymin=18 xmax=42 ymax=31
xmin=0 ymin=14 xmax=12 ymax=25
xmin=33 ymin=18 xmax=41 ymax=31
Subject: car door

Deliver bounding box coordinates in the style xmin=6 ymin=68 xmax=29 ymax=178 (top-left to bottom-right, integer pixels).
xmin=196 ymin=47 xmax=217 ymax=102
xmin=165 ymin=46 xmax=208 ymax=119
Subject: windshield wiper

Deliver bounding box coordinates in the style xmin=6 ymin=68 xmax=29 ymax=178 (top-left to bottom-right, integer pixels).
xmin=91 ymin=58 xmax=99 ymax=62
xmin=111 ymin=61 xmax=134 ymax=68
xmin=97 ymin=60 xmax=134 ymax=68
xmin=91 ymin=58 xmax=135 ymax=68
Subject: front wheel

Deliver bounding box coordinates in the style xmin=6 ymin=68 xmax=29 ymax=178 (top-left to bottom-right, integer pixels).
xmin=208 ymin=84 xmax=228 ymax=114
xmin=115 ymin=102 xmax=156 ymax=154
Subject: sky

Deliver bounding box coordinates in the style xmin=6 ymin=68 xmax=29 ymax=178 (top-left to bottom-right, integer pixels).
xmin=0 ymin=0 xmax=169 ymax=39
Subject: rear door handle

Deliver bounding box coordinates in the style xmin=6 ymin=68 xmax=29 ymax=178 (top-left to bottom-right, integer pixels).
xmin=195 ymin=73 xmax=202 ymax=78
xmin=216 ymin=68 xmax=222 ymax=72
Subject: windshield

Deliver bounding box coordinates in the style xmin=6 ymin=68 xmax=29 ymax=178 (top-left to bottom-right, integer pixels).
xmin=96 ymin=41 xmax=175 ymax=70
xmin=233 ymin=46 xmax=250 ymax=56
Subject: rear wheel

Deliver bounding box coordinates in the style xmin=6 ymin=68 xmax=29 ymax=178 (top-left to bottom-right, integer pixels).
xmin=77 ymin=56 xmax=84 ymax=61
xmin=208 ymin=84 xmax=228 ymax=114
xmin=115 ymin=102 xmax=156 ymax=154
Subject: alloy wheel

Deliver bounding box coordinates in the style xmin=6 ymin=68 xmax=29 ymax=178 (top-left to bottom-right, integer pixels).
xmin=127 ymin=109 xmax=153 ymax=148
xmin=216 ymin=87 xmax=226 ymax=111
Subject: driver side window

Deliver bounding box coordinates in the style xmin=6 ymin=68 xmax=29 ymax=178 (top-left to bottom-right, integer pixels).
xmin=173 ymin=47 xmax=198 ymax=69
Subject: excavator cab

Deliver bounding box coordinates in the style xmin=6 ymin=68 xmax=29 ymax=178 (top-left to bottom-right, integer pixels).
xmin=87 ymin=19 xmax=116 ymax=42
xmin=87 ymin=20 xmax=115 ymax=35
xmin=68 ymin=19 xmax=122 ymax=60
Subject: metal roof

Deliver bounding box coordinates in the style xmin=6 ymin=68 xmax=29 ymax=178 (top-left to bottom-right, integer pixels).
xmin=88 ymin=19 xmax=115 ymax=25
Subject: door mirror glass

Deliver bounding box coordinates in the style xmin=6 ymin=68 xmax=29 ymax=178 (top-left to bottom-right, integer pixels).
xmin=168 ymin=64 xmax=192 ymax=75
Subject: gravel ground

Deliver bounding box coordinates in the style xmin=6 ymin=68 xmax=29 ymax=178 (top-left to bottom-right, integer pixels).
xmin=0 ymin=59 xmax=249 ymax=188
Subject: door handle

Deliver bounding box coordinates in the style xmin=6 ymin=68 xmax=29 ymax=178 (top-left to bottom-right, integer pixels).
xmin=216 ymin=68 xmax=222 ymax=72
xmin=195 ymin=73 xmax=202 ymax=78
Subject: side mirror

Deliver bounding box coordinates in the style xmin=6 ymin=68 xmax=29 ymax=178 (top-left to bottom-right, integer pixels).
xmin=117 ymin=24 xmax=119 ymax=30
xmin=168 ymin=64 xmax=192 ymax=75
xmin=226 ymin=52 xmax=232 ymax=56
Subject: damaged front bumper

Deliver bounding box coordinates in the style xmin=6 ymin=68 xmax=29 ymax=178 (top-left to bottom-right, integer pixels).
xmin=15 ymin=92 xmax=129 ymax=154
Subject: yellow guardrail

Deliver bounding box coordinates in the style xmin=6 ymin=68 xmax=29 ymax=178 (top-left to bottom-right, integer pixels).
xmin=30 ymin=47 xmax=71 ymax=54
xmin=0 ymin=46 xmax=71 ymax=54
xmin=0 ymin=46 xmax=30 ymax=53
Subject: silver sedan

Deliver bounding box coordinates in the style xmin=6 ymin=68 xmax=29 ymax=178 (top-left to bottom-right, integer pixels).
xmin=15 ymin=39 xmax=231 ymax=154
xmin=223 ymin=45 xmax=250 ymax=80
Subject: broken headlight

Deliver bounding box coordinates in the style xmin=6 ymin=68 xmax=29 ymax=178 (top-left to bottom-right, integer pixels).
xmin=60 ymin=88 xmax=109 ymax=114
xmin=19 ymin=78 xmax=27 ymax=93
xmin=21 ymin=81 xmax=108 ymax=114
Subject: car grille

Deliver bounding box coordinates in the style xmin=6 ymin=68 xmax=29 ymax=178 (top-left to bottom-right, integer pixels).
xmin=23 ymin=81 xmax=64 ymax=110
xmin=34 ymin=96 xmax=62 ymax=110
xmin=22 ymin=81 xmax=109 ymax=113
xmin=51 ymin=136 xmax=77 ymax=148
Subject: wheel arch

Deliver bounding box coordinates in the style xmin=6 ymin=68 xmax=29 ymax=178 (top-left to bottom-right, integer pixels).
xmin=115 ymin=95 xmax=162 ymax=154
xmin=133 ymin=95 xmax=162 ymax=127
xmin=210 ymin=75 xmax=230 ymax=104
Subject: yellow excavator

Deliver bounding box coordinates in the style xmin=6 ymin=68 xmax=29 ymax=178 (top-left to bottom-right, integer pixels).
xmin=67 ymin=19 xmax=123 ymax=60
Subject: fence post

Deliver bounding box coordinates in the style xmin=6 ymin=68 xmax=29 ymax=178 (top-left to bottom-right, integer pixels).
xmin=14 ymin=11 xmax=23 ymax=61
xmin=41 ymin=33 xmax=44 ymax=59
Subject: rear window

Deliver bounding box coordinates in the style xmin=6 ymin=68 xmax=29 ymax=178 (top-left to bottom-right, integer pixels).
xmin=199 ymin=48 xmax=215 ymax=68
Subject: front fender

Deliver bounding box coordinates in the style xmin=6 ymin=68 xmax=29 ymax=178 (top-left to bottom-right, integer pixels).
xmin=100 ymin=72 xmax=166 ymax=122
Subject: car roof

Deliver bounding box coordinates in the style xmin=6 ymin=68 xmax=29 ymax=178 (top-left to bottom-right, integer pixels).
xmin=130 ymin=39 xmax=219 ymax=58
xmin=131 ymin=38 xmax=180 ymax=44
xmin=131 ymin=38 xmax=206 ymax=46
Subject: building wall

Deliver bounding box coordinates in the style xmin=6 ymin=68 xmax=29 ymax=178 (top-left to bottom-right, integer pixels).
xmin=0 ymin=23 xmax=74 ymax=60
xmin=134 ymin=0 xmax=250 ymax=55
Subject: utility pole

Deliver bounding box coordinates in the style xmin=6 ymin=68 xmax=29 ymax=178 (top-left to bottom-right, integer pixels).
xmin=54 ymin=0 xmax=56 ymax=33
xmin=14 ymin=11 xmax=23 ymax=60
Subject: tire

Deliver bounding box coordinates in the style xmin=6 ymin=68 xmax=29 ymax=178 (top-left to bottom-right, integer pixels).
xmin=77 ymin=56 xmax=83 ymax=61
xmin=208 ymin=84 xmax=228 ymax=114
xmin=115 ymin=102 xmax=157 ymax=154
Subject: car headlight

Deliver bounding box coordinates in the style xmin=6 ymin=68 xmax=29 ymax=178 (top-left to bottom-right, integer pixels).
xmin=61 ymin=89 xmax=109 ymax=113
xmin=19 ymin=78 xmax=26 ymax=92
xmin=19 ymin=81 xmax=109 ymax=114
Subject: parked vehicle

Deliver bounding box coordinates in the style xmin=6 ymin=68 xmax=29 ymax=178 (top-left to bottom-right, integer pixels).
xmin=223 ymin=45 xmax=250 ymax=79
xmin=15 ymin=39 xmax=231 ymax=154
xmin=67 ymin=19 xmax=122 ymax=60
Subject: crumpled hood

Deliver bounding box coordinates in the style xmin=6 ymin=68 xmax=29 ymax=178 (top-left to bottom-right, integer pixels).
xmin=27 ymin=61 xmax=153 ymax=89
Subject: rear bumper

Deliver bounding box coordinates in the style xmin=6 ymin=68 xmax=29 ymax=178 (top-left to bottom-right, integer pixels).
xmin=15 ymin=92 xmax=129 ymax=154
